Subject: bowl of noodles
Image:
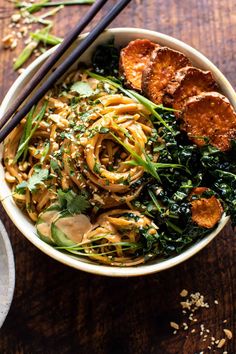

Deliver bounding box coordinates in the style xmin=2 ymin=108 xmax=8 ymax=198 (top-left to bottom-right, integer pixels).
xmin=0 ymin=28 xmax=236 ymax=277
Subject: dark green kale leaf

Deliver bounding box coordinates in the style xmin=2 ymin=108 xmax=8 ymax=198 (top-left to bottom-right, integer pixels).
xmin=139 ymin=227 xmax=160 ymax=255
xmin=212 ymin=170 xmax=236 ymax=226
xmin=92 ymin=38 xmax=119 ymax=76
xmin=130 ymin=108 xmax=231 ymax=257
xmin=157 ymin=221 xmax=210 ymax=256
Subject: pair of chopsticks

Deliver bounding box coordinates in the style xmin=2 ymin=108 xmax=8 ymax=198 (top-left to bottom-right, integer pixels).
xmin=0 ymin=0 xmax=131 ymax=142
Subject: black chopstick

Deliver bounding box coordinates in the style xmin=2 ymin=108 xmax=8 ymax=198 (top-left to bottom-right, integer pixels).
xmin=0 ymin=0 xmax=108 ymax=132
xmin=0 ymin=0 xmax=131 ymax=142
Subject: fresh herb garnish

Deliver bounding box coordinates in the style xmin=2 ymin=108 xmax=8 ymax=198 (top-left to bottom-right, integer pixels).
xmin=55 ymin=240 xmax=141 ymax=257
xmin=14 ymin=41 xmax=39 ymax=70
xmin=50 ymin=159 xmax=61 ymax=175
xmin=16 ymin=165 xmax=49 ymax=193
xmin=40 ymin=142 xmax=50 ymax=163
xmin=14 ymin=101 xmax=48 ymax=162
xmin=14 ymin=26 xmax=52 ymax=70
xmin=86 ymin=70 xmax=174 ymax=131
xmin=110 ymin=132 xmax=185 ymax=183
xmin=30 ymin=31 xmax=63 ymax=45
xmin=70 ymin=81 xmax=94 ymax=97
xmin=15 ymin=0 xmax=95 ymax=13
xmin=57 ymin=189 xmax=90 ymax=214
xmin=93 ymin=162 xmax=101 ymax=174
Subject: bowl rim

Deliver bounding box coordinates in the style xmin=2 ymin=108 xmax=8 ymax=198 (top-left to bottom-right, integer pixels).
xmin=0 ymin=220 xmax=15 ymax=328
xmin=0 ymin=27 xmax=233 ymax=277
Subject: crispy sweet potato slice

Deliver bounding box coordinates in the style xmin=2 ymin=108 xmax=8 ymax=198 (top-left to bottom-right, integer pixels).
xmin=190 ymin=187 xmax=223 ymax=229
xmin=119 ymin=39 xmax=158 ymax=91
xmin=163 ymin=66 xmax=218 ymax=115
xmin=182 ymin=92 xmax=236 ymax=151
xmin=142 ymin=47 xmax=191 ymax=104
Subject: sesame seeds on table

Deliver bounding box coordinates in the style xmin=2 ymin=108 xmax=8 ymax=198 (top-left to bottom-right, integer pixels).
xmin=169 ymin=290 xmax=233 ymax=353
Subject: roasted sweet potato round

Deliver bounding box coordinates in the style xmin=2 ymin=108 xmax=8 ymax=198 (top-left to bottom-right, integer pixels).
xmin=119 ymin=39 xmax=158 ymax=91
xmin=163 ymin=66 xmax=218 ymax=115
xmin=182 ymin=92 xmax=236 ymax=151
xmin=142 ymin=47 xmax=191 ymax=105
xmin=190 ymin=187 xmax=223 ymax=229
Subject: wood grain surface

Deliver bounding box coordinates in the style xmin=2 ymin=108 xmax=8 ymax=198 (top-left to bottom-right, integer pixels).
xmin=0 ymin=0 xmax=236 ymax=353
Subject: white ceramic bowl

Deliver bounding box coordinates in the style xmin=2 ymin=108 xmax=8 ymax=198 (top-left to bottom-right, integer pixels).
xmin=0 ymin=220 xmax=15 ymax=327
xmin=0 ymin=28 xmax=235 ymax=277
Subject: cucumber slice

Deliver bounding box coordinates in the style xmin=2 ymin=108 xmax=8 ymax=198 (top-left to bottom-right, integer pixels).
xmin=51 ymin=214 xmax=92 ymax=247
xmin=36 ymin=205 xmax=61 ymax=245
xmin=51 ymin=223 xmax=76 ymax=247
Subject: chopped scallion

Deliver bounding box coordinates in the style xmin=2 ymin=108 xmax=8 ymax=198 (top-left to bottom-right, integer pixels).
xmin=14 ymin=102 xmax=48 ymax=162
xmin=16 ymin=0 xmax=95 ymax=13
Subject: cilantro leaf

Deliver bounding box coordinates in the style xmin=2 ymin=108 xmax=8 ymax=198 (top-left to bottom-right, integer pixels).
xmin=70 ymin=82 xmax=94 ymax=97
xmin=15 ymin=181 xmax=28 ymax=194
xmin=16 ymin=166 xmax=49 ymax=193
xmin=28 ymin=168 xmax=49 ymax=192
xmin=57 ymin=189 xmax=90 ymax=214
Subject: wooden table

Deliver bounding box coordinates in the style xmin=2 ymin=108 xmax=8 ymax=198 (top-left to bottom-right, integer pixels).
xmin=0 ymin=1 xmax=235 ymax=353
